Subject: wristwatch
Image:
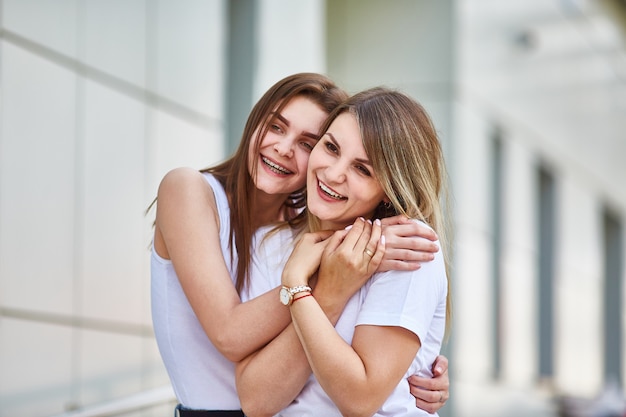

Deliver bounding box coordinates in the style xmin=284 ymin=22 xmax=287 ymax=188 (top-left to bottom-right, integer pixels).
xmin=279 ymin=285 xmax=312 ymax=306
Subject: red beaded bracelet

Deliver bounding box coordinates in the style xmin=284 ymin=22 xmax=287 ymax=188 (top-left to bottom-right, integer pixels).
xmin=292 ymin=293 xmax=313 ymax=303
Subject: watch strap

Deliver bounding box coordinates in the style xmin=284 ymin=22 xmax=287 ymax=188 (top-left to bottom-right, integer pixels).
xmin=287 ymin=285 xmax=312 ymax=295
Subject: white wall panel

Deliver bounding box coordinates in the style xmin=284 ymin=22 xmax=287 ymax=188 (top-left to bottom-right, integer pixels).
xmin=2 ymin=0 xmax=78 ymax=58
xmin=500 ymin=139 xmax=538 ymax=385
xmin=0 ymin=320 xmax=73 ymax=416
xmin=83 ymin=0 xmax=147 ymax=88
xmin=0 ymin=43 xmax=76 ymax=314
xmin=81 ymin=80 xmax=147 ymax=324
xmin=554 ymin=179 xmax=603 ymax=395
xmin=151 ymin=108 xmax=224 ymax=179
xmin=254 ymin=0 xmax=325 ymax=100
xmin=154 ymin=0 xmax=225 ymax=118
xmin=77 ymin=330 xmax=146 ymax=408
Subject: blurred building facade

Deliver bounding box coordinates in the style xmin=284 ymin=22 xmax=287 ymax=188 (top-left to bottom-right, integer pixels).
xmin=0 ymin=1 xmax=624 ymax=416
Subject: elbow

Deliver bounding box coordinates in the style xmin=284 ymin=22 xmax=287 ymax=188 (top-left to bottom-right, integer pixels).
xmin=212 ymin=333 xmax=246 ymax=362
xmin=337 ymin=406 xmax=376 ymax=417
xmin=238 ymin=379 xmax=286 ymax=417
xmin=239 ymin=395 xmax=277 ymax=417
xmin=334 ymin=397 xmax=380 ymax=417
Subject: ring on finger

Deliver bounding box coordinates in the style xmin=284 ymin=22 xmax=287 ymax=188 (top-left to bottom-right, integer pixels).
xmin=364 ymin=248 xmax=374 ymax=257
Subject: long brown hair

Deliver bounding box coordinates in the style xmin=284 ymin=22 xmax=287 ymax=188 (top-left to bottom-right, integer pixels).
xmin=202 ymin=73 xmax=347 ymax=293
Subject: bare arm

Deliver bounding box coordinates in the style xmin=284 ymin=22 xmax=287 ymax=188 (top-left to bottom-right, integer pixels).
xmin=292 ymin=305 xmax=420 ymax=417
xmin=236 ymin=219 xmax=383 ymax=416
xmin=154 ymin=167 xmax=290 ymax=362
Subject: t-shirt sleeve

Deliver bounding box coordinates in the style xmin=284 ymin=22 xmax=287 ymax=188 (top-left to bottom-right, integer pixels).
xmin=355 ymin=248 xmax=447 ymax=344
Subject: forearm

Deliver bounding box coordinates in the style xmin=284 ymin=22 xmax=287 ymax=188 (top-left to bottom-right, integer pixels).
xmin=236 ymin=324 xmax=310 ymax=417
xmin=290 ymin=298 xmax=384 ymax=417
xmin=236 ymin=291 xmax=349 ymax=416
xmin=206 ymin=287 xmax=291 ymax=362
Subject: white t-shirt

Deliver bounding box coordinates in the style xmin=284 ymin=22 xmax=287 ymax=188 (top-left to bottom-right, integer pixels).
xmin=252 ymin=222 xmax=448 ymax=417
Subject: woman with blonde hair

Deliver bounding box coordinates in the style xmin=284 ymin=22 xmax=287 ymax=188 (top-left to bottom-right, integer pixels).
xmin=236 ymin=87 xmax=451 ymax=416
xmin=151 ymin=74 xmax=449 ymax=416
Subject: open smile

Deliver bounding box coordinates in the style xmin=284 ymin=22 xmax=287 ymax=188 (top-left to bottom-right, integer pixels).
xmin=261 ymin=156 xmax=293 ymax=175
xmin=318 ymin=180 xmax=347 ymax=200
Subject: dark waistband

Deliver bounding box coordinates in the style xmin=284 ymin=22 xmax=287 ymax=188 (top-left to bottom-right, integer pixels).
xmin=175 ymin=404 xmax=244 ymax=417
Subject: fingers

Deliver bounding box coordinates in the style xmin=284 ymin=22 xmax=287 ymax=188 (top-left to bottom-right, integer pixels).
xmin=341 ymin=217 xmax=369 ymax=251
xmin=379 ymin=214 xmax=410 ymax=226
xmin=408 ymin=379 xmax=449 ymax=414
xmin=339 ymin=218 xmax=385 ymax=272
xmin=364 ymin=220 xmax=384 ymax=272
xmin=362 ymin=219 xmax=381 ymax=259
xmin=432 ymin=354 xmax=449 ymax=376
xmin=407 ymin=371 xmax=449 ymax=392
xmin=383 ymin=220 xmax=439 ymax=242
xmin=378 ymin=220 xmax=440 ymax=273
xmin=306 ymin=229 xmax=335 ymax=243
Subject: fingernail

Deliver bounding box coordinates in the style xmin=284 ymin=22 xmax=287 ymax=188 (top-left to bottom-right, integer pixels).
xmin=435 ymin=367 xmax=443 ymax=374
xmin=345 ymin=225 xmax=353 ymax=230
xmin=367 ymin=219 xmax=372 ymax=224
xmin=381 ymin=235 xmax=386 ymax=245
xmin=374 ymin=219 xmax=381 ymax=226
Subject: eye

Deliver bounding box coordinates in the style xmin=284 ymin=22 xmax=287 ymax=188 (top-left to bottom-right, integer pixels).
xmin=270 ymin=123 xmax=284 ymax=134
xmin=299 ymin=140 xmax=315 ymax=152
xmin=324 ymin=140 xmax=338 ymax=154
xmin=355 ymin=164 xmax=372 ymax=176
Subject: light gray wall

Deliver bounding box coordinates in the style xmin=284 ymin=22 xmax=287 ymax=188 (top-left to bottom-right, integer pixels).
xmin=0 ymin=0 xmax=328 ymax=415
xmin=0 ymin=1 xmax=227 ymax=415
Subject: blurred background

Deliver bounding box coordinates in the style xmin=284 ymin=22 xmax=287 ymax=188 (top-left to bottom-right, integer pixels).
xmin=1 ymin=0 xmax=625 ymax=416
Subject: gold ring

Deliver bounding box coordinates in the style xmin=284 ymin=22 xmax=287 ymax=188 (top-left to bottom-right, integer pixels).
xmin=364 ymin=248 xmax=374 ymax=257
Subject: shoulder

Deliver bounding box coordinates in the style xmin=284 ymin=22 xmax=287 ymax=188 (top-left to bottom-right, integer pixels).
xmin=159 ymin=167 xmax=208 ymax=190
xmin=157 ymin=167 xmax=215 ymax=200
xmin=156 ymin=167 xmax=218 ymax=215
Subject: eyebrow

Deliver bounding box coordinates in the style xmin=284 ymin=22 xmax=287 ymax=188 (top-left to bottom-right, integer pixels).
xmin=271 ymin=112 xmax=320 ymax=140
xmin=325 ymin=132 xmax=373 ymax=166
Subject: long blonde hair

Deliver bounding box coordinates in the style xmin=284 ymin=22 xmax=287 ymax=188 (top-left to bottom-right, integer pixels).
xmin=309 ymin=87 xmax=453 ymax=329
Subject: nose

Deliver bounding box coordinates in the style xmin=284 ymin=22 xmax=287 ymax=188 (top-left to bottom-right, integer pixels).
xmin=324 ymin=159 xmax=347 ymax=184
xmin=273 ymin=139 xmax=294 ymax=158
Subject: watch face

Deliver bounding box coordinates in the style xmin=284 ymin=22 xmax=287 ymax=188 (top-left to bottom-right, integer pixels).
xmin=279 ymin=287 xmax=292 ymax=305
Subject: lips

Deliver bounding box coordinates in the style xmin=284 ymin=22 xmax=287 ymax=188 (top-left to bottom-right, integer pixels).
xmin=318 ymin=180 xmax=347 ymax=200
xmin=261 ymin=155 xmax=293 ymax=175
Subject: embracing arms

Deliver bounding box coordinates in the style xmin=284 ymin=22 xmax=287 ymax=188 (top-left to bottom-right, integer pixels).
xmin=236 ymin=219 xmax=450 ymax=416
xmin=154 ymin=168 xmax=442 ymax=364
xmin=154 ymin=167 xmax=291 ymax=361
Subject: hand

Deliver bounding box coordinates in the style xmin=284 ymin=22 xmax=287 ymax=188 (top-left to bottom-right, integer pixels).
xmin=314 ymin=218 xmax=385 ymax=308
xmin=379 ymin=215 xmax=439 ymax=272
xmin=407 ymin=355 xmax=449 ymax=414
xmin=282 ymin=230 xmax=334 ymax=287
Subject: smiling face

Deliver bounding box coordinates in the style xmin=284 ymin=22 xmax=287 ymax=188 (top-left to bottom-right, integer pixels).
xmin=306 ymin=112 xmax=388 ymax=230
xmin=248 ymin=95 xmax=329 ymax=199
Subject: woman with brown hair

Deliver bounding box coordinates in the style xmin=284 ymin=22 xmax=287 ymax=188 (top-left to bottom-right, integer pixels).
xmin=151 ymin=74 xmax=449 ymax=416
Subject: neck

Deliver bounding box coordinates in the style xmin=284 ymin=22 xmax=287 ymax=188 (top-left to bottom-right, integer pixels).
xmin=318 ymin=218 xmax=354 ymax=232
xmin=251 ymin=189 xmax=291 ymax=229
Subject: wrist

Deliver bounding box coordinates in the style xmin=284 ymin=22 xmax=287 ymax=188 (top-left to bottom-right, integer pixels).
xmin=279 ymin=285 xmax=312 ymax=306
xmin=312 ymin=289 xmax=347 ymax=324
xmin=281 ymin=271 xmax=309 ymax=289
